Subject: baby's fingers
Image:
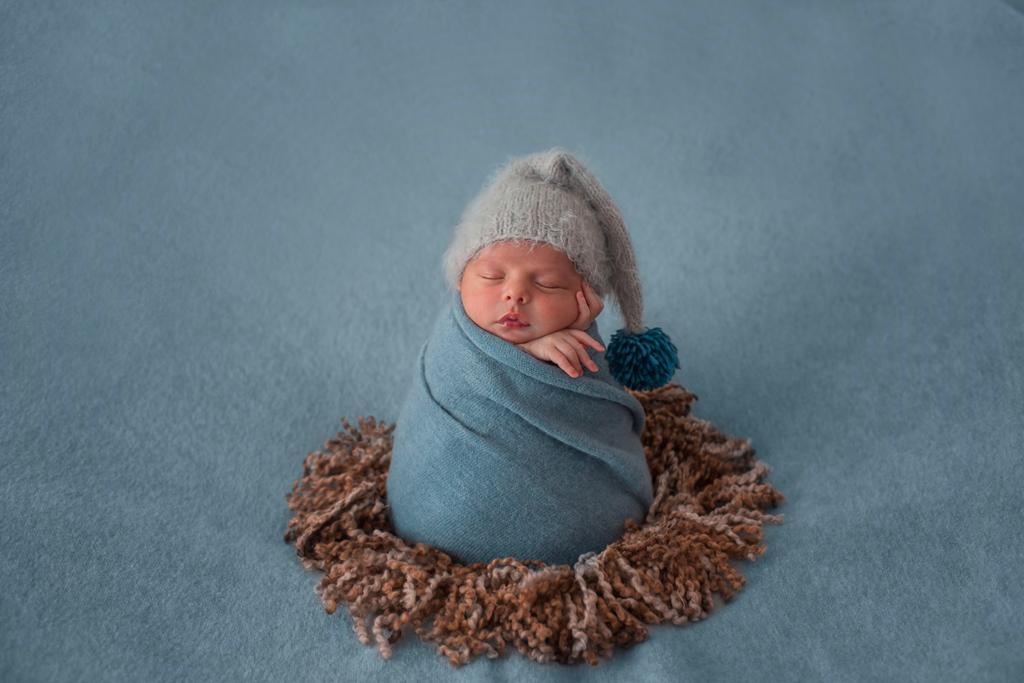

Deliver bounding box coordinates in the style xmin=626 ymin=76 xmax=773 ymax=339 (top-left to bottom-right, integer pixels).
xmin=554 ymin=339 xmax=586 ymax=375
xmin=567 ymin=329 xmax=605 ymax=353
xmin=582 ymin=282 xmax=604 ymax=317
xmin=548 ymin=347 xmax=581 ymax=378
xmin=558 ymin=334 xmax=598 ymax=374
xmin=576 ymin=352 xmax=599 ymax=374
xmin=570 ymin=291 xmax=591 ymax=331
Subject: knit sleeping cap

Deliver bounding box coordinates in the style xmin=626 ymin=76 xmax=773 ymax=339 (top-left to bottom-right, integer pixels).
xmin=443 ymin=149 xmax=680 ymax=391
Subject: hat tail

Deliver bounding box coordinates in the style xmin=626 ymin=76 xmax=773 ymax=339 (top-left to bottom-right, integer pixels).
xmin=552 ymin=153 xmax=646 ymax=334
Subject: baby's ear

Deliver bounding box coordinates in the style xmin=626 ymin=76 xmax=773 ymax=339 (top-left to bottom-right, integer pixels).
xmin=456 ymin=281 xmax=461 ymax=292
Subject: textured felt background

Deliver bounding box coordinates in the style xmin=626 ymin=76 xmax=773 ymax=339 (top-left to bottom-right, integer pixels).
xmin=3 ymin=1 xmax=1023 ymax=681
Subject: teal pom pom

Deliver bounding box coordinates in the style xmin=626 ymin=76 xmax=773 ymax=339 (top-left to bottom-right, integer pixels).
xmin=606 ymin=328 xmax=680 ymax=391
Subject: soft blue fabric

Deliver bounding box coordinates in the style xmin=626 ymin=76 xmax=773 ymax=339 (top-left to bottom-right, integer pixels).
xmin=4 ymin=1 xmax=1024 ymax=681
xmin=387 ymin=296 xmax=652 ymax=566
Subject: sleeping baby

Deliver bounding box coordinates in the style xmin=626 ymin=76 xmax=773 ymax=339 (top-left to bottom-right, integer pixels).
xmin=458 ymin=240 xmax=606 ymax=379
xmin=386 ymin=150 xmax=679 ymax=567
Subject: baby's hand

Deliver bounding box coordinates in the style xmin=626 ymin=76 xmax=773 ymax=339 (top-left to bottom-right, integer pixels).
xmin=568 ymin=282 xmax=605 ymax=331
xmin=516 ymin=329 xmax=605 ymax=378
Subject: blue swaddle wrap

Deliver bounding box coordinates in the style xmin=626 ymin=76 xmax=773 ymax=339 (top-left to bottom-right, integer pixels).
xmin=386 ymin=296 xmax=653 ymax=567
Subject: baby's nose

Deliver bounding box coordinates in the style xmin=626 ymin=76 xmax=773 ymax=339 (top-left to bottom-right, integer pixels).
xmin=504 ymin=281 xmax=529 ymax=303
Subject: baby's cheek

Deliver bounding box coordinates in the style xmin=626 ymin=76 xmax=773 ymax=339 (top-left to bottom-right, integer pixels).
xmin=557 ymin=294 xmax=583 ymax=323
xmin=548 ymin=294 xmax=581 ymax=327
xmin=459 ymin=291 xmax=491 ymax=329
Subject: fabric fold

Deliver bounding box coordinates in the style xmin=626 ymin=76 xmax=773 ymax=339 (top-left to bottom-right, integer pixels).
xmin=386 ymin=296 xmax=653 ymax=566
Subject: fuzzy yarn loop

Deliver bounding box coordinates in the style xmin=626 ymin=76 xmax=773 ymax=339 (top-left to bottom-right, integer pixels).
xmin=605 ymin=327 xmax=680 ymax=391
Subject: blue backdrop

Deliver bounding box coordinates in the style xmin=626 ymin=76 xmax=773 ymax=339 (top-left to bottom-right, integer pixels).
xmin=3 ymin=1 xmax=1022 ymax=680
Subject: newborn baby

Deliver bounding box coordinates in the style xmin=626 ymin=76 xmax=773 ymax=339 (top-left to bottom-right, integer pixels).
xmin=386 ymin=150 xmax=678 ymax=566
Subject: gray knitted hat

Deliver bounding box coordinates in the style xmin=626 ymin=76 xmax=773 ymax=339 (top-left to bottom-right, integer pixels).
xmin=444 ymin=149 xmax=679 ymax=391
xmin=443 ymin=149 xmax=645 ymax=334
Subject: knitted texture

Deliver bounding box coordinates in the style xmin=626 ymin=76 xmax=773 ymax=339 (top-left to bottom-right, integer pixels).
xmin=385 ymin=295 xmax=653 ymax=566
xmin=606 ymin=327 xmax=681 ymax=391
xmin=284 ymin=384 xmax=784 ymax=666
xmin=443 ymin=150 xmax=647 ymax=334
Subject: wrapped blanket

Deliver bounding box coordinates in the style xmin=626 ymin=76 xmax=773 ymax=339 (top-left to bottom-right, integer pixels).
xmin=386 ymin=296 xmax=654 ymax=566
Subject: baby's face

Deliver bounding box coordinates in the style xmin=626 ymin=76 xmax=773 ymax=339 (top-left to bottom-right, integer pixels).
xmin=458 ymin=241 xmax=584 ymax=344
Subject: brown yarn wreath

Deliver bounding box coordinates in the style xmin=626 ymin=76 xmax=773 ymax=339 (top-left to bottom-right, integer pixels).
xmin=284 ymin=383 xmax=784 ymax=666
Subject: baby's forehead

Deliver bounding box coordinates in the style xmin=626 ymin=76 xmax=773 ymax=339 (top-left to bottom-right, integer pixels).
xmin=470 ymin=240 xmax=580 ymax=273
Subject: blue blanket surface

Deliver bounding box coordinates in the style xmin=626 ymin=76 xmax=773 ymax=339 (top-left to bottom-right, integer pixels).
xmin=387 ymin=296 xmax=654 ymax=566
xmin=4 ymin=1 xmax=1024 ymax=680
